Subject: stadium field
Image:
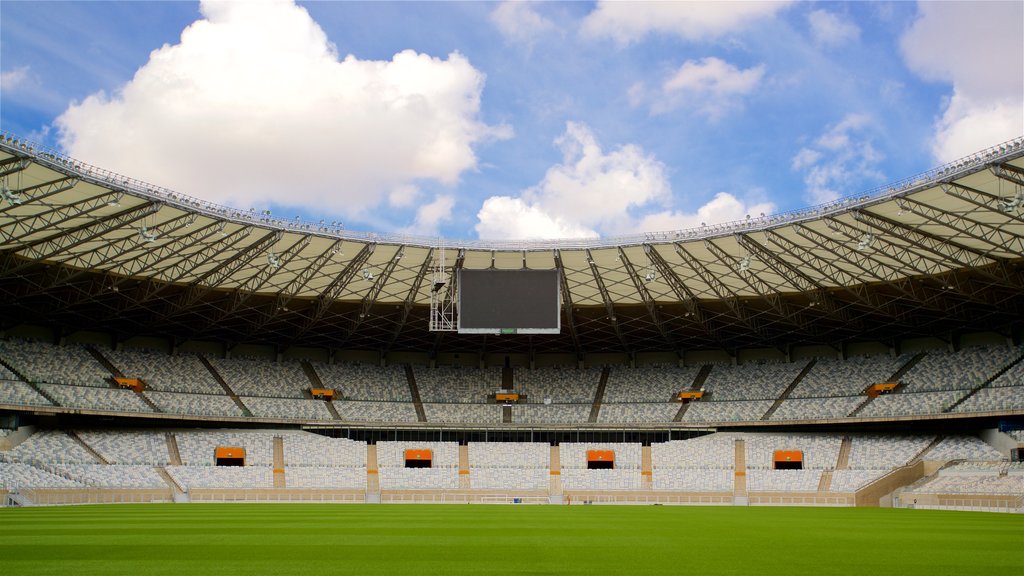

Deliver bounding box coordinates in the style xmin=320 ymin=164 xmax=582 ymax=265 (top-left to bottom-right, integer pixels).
xmin=1 ymin=504 xmax=1020 ymax=576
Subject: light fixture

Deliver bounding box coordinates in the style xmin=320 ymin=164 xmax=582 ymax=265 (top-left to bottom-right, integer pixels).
xmin=0 ymin=183 xmax=23 ymax=205
xmin=362 ymin=268 xmax=374 ymax=281
xmin=267 ymin=252 xmax=280 ymax=270
xmin=855 ymin=233 xmax=874 ymax=251
xmin=998 ymin=191 xmax=1024 ymax=213
xmin=139 ymin=225 xmax=158 ymax=243
xmin=644 ymin=270 xmax=656 ymax=283
xmin=738 ymin=256 xmax=751 ymax=274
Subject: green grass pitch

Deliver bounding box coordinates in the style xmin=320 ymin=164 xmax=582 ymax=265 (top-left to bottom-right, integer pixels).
xmin=2 ymin=504 xmax=1021 ymax=575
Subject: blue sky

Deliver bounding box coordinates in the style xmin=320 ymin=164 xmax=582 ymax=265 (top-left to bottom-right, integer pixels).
xmin=2 ymin=1 xmax=1021 ymax=241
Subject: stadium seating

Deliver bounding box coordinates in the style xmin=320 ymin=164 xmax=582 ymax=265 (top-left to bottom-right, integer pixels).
xmin=702 ymin=361 xmax=806 ymax=401
xmin=423 ymin=403 xmax=503 ymax=424
xmin=377 ymin=441 xmax=459 ymax=490
xmin=37 ymin=383 xmax=154 ymax=413
xmin=414 ymin=366 xmax=500 ymax=403
xmin=468 ymin=442 xmax=550 ymax=490
xmin=208 ymin=357 xmax=308 ymax=398
xmin=241 ymin=396 xmax=334 ymax=420
xmin=312 ymin=362 xmax=411 ymax=401
xmin=514 ymin=367 xmax=599 ymax=403
xmin=900 ymin=345 xmax=1020 ymax=392
xmin=335 ymin=400 xmax=418 ymax=422
xmin=512 ymin=403 xmax=590 ymax=424
xmin=747 ymin=469 xmax=822 ymax=492
xmin=0 ymin=379 xmax=53 ymax=407
xmin=167 ymin=465 xmax=274 ymax=489
xmin=790 ymin=354 xmax=908 ymax=398
xmin=680 ymin=399 xmax=774 ymax=422
xmin=174 ymin=431 xmax=275 ymax=466
xmin=105 ymin=349 xmax=223 ymax=394
xmin=769 ymin=396 xmax=863 ymax=420
xmin=76 ymin=430 xmax=170 ymax=465
xmin=0 ymin=340 xmax=109 ymax=387
xmin=597 ymin=402 xmax=678 ymax=423
xmin=5 ymin=430 xmax=99 ymax=464
xmin=146 ymin=390 xmax=244 ymax=418
xmin=52 ymin=464 xmax=166 ymax=488
xmin=603 ymin=365 xmax=700 ymax=402
xmin=0 ymin=462 xmax=86 ymax=489
xmin=952 ymin=386 xmax=1024 ymax=413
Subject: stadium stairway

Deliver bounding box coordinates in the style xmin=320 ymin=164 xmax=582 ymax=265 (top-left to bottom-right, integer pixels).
xmin=165 ymin=432 xmax=182 ymax=466
xmin=155 ymin=467 xmax=187 ymax=500
xmin=273 ymin=436 xmax=286 ymax=488
xmin=549 ymin=445 xmax=562 ymax=496
xmin=199 ymin=357 xmax=253 ymax=417
xmin=761 ymin=359 xmax=816 ymax=420
xmin=847 ymin=352 xmax=928 ymax=417
xmin=87 ymin=346 xmax=162 ymax=411
xmin=0 ymin=357 xmax=60 ymax=406
xmin=404 ymin=366 xmax=427 ymax=422
xmin=944 ymin=350 xmax=1024 ymax=413
xmin=641 ymin=446 xmax=653 ymax=490
xmin=673 ymin=365 xmax=712 ymax=422
xmin=835 ymin=437 xmax=852 ymax=470
xmin=587 ymin=367 xmax=609 ymax=423
xmin=69 ymin=431 xmax=109 ymax=464
xmin=817 ymin=470 xmax=834 ymax=492
xmin=366 ymin=444 xmax=380 ymax=494
xmin=459 ymin=445 xmax=470 ymax=489
xmin=733 ymin=439 xmax=747 ymax=500
xmin=301 ymin=360 xmax=343 ymax=419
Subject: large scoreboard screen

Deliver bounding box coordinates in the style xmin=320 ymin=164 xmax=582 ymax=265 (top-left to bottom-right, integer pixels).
xmin=457 ymin=269 xmax=560 ymax=334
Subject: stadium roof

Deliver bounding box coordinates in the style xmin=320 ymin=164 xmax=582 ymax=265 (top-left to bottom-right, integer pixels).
xmin=1 ymin=133 xmax=1023 ymax=357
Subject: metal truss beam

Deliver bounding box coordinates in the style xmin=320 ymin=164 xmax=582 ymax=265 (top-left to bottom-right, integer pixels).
xmin=1 ymin=201 xmax=159 ymax=280
xmin=553 ymin=249 xmax=583 ymax=360
xmin=0 ymin=189 xmax=125 ymax=247
xmin=851 ymin=209 xmax=1021 ymax=291
xmin=196 ymin=234 xmax=311 ymax=332
xmin=736 ymin=234 xmax=857 ymax=328
xmin=793 ymin=223 xmax=950 ymax=316
xmin=944 ymin=178 xmax=1024 ymax=228
xmin=247 ymin=238 xmax=346 ymax=336
xmin=117 ymin=225 xmax=259 ymax=313
xmin=703 ymin=238 xmax=806 ymax=332
xmin=343 ymin=245 xmax=405 ymax=342
xmin=644 ymin=244 xmax=723 ymax=345
xmin=291 ymin=242 xmax=376 ymax=343
xmin=43 ymin=211 xmax=200 ymax=290
xmin=586 ymin=249 xmax=630 ymax=354
xmin=385 ymin=247 xmax=434 ymax=353
xmin=156 ymin=230 xmax=283 ymax=321
xmin=0 ymin=158 xmax=31 ymax=178
xmin=0 ymin=176 xmax=80 ymax=216
xmin=617 ymin=247 xmax=676 ymax=353
xmin=904 ymin=189 xmax=1024 ymax=255
xmin=673 ymin=242 xmax=765 ymax=337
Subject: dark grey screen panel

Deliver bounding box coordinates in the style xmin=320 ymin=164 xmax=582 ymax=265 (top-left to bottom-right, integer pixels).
xmin=457 ymin=269 xmax=560 ymax=334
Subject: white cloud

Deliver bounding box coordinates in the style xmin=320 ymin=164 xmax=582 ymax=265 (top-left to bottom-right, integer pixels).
xmin=388 ymin=184 xmax=420 ymax=208
xmin=400 ymin=194 xmax=455 ymax=236
xmin=54 ymin=0 xmax=509 ymax=223
xmin=634 ymin=57 xmax=764 ymax=118
xmin=1 ymin=66 xmax=30 ymax=91
xmin=476 ymin=196 xmax=598 ymax=240
xmin=792 ymin=114 xmax=885 ymax=204
xmin=490 ymin=1 xmax=553 ymax=44
xmin=806 ymin=10 xmax=860 ymax=47
xmin=633 ymin=192 xmax=775 ymax=233
xmin=900 ymin=1 xmax=1023 ymax=162
xmin=475 ymin=122 xmax=669 ymax=239
xmin=581 ymin=1 xmax=792 ymax=44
